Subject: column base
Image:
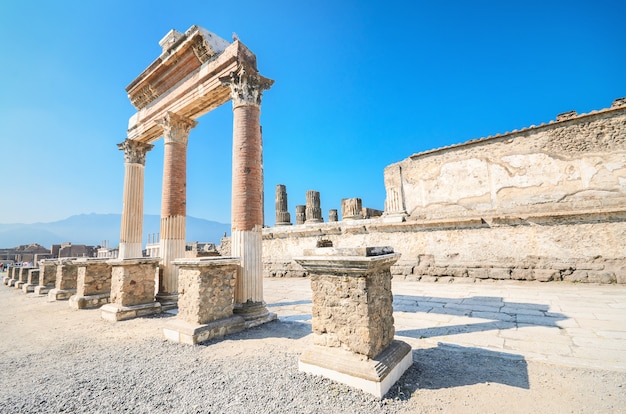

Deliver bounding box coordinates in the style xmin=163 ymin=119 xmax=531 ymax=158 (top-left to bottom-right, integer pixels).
xmin=101 ymin=302 xmax=162 ymax=322
xmin=69 ymin=293 xmax=110 ymax=310
xmin=47 ymin=288 xmax=76 ymax=301
xmin=34 ymin=285 xmax=53 ymax=295
xmin=3 ymin=276 xmax=11 ymax=285
xmin=163 ymin=315 xmax=247 ymax=345
xmin=381 ymin=213 xmax=408 ymax=223
xmin=7 ymin=279 xmax=17 ymax=287
xmin=14 ymin=281 xmax=25 ymax=289
xmin=156 ymin=293 xmax=178 ymax=311
xmin=233 ymin=301 xmax=277 ymax=328
xmin=298 ymin=340 xmax=413 ymax=399
xmin=22 ymin=284 xmax=37 ymax=293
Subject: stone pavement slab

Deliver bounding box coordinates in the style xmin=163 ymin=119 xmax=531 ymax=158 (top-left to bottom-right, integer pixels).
xmin=264 ymin=278 xmax=626 ymax=372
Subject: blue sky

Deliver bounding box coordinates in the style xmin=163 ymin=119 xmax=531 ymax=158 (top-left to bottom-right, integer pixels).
xmin=1 ymin=1 xmax=624 ymax=232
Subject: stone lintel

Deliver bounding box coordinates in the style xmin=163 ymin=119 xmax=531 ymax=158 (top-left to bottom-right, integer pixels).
xmin=163 ymin=315 xmax=246 ymax=345
xmin=299 ymin=340 xmax=413 ymax=399
xmin=47 ymin=288 xmax=76 ymax=301
xmin=69 ymin=293 xmax=111 ymax=310
xmin=100 ymin=302 xmax=162 ymax=322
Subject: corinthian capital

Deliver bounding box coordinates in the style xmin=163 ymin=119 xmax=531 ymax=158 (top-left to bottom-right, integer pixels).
xmin=220 ymin=64 xmax=274 ymax=108
xmin=117 ymin=139 xmax=154 ymax=165
xmin=158 ymin=111 xmax=198 ymax=145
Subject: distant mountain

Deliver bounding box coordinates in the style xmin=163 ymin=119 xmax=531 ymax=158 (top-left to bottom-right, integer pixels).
xmin=0 ymin=214 xmax=230 ymax=249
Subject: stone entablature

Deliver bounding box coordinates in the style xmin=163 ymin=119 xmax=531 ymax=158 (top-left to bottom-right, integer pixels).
xmin=385 ymin=101 xmax=626 ymax=221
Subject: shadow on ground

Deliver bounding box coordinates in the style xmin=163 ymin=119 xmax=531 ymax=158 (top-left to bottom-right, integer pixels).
xmin=386 ymin=342 xmax=529 ymax=400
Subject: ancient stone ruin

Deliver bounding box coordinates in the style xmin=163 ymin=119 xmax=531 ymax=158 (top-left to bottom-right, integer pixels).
xmin=265 ymin=98 xmax=626 ymax=284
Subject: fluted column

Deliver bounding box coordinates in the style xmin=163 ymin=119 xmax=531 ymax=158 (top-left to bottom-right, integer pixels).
xmin=221 ymin=64 xmax=273 ymax=319
xmin=305 ymin=190 xmax=323 ymax=223
xmin=157 ymin=111 xmax=197 ymax=303
xmin=275 ymin=184 xmax=291 ymax=226
xmin=118 ymin=139 xmax=153 ymax=259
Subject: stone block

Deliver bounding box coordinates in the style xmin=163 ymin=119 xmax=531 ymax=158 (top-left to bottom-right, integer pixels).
xmin=489 ymin=268 xmax=511 ymax=280
xmin=163 ymin=315 xmax=246 ymax=345
xmin=511 ymin=269 xmax=534 ymax=280
xmin=69 ymin=293 xmax=110 ymax=310
xmin=101 ymin=302 xmax=162 ymax=322
xmin=586 ymin=271 xmax=616 ymax=284
xmin=469 ymin=268 xmax=490 ymax=279
xmin=534 ymin=269 xmax=559 ymax=282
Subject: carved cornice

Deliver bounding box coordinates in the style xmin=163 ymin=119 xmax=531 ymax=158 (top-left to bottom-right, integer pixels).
xmin=220 ymin=64 xmax=274 ymax=108
xmin=158 ymin=112 xmax=198 ymax=145
xmin=118 ymin=139 xmax=154 ymax=165
xmin=130 ymin=84 xmax=159 ymax=110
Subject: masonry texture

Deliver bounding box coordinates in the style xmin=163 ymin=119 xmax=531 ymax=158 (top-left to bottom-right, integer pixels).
xmin=177 ymin=263 xmax=238 ymax=325
xmin=76 ymin=262 xmax=112 ymax=297
xmin=311 ymin=269 xmax=395 ymax=358
xmin=109 ymin=262 xmax=156 ymax=307
xmin=263 ymin=101 xmax=626 ymax=284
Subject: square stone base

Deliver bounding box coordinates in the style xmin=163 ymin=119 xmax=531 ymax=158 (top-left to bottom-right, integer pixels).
xmin=3 ymin=276 xmax=12 ymax=285
xmin=34 ymin=285 xmax=52 ymax=295
xmin=7 ymin=279 xmax=17 ymax=287
xmin=100 ymin=302 xmax=162 ymax=322
xmin=22 ymin=284 xmax=36 ymax=293
xmin=47 ymin=288 xmax=76 ymax=301
xmin=14 ymin=281 xmax=25 ymax=289
xmin=69 ymin=293 xmax=110 ymax=310
xmin=298 ymin=340 xmax=413 ymax=399
xmin=163 ymin=315 xmax=248 ymax=345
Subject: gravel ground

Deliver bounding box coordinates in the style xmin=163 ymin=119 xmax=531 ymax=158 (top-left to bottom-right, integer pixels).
xmin=1 ymin=283 xmax=625 ymax=413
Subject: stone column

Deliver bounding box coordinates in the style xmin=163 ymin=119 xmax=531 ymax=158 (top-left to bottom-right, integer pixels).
xmin=295 ymin=205 xmax=306 ymax=225
xmin=275 ymin=184 xmax=291 ymax=226
xmin=294 ymin=246 xmax=412 ymax=398
xmin=157 ymin=111 xmax=197 ymax=306
xmin=341 ymin=197 xmax=363 ymax=220
xmin=383 ymin=164 xmax=408 ymax=222
xmin=328 ymin=209 xmax=338 ymax=222
xmin=221 ymin=64 xmax=276 ymax=325
xmin=305 ymin=190 xmax=323 ymax=223
xmin=118 ymin=139 xmax=153 ymax=259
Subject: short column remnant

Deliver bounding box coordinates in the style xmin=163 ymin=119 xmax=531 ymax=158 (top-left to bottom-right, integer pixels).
xmin=22 ymin=268 xmax=40 ymax=293
xmin=295 ymin=205 xmax=306 ymax=225
xmin=35 ymin=260 xmax=58 ymax=295
xmin=341 ymin=197 xmax=363 ymax=220
xmin=48 ymin=259 xmax=79 ymax=301
xmin=101 ymin=258 xmax=161 ymax=321
xmin=69 ymin=259 xmax=113 ymax=310
xmin=305 ymin=190 xmax=323 ymax=223
xmin=275 ymin=184 xmax=292 ymax=226
xmin=328 ymin=209 xmax=339 ymax=222
xmin=163 ymin=257 xmax=245 ymax=344
xmin=294 ymin=246 xmax=412 ymax=399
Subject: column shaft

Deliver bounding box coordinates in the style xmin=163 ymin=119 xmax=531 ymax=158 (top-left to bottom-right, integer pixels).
xmin=118 ymin=140 xmax=153 ymax=259
xmin=158 ymin=112 xmax=197 ymax=300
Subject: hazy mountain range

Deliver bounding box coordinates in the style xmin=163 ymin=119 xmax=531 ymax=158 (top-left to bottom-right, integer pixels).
xmin=0 ymin=214 xmax=230 ymax=249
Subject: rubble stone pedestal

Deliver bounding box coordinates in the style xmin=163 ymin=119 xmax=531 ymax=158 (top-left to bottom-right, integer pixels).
xmin=14 ymin=267 xmax=34 ymax=290
xmin=294 ymin=246 xmax=412 ymax=398
xmin=101 ymin=258 xmax=161 ymax=321
xmin=35 ymin=260 xmax=58 ymax=295
xmin=22 ymin=268 xmax=40 ymax=293
xmin=164 ymin=257 xmax=246 ymax=344
xmin=48 ymin=259 xmax=79 ymax=301
xmin=69 ymin=259 xmax=113 ymax=310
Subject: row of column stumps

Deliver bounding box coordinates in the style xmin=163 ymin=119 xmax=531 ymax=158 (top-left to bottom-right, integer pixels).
xmin=274 ymin=184 xmax=365 ymax=225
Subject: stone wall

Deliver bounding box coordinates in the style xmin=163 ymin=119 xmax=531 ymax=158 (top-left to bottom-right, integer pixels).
xmin=263 ymin=100 xmax=626 ymax=284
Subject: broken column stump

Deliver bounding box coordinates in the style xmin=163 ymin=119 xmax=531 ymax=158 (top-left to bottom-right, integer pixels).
xmin=100 ymin=258 xmax=161 ymax=321
xmin=48 ymin=259 xmax=79 ymax=301
xmin=69 ymin=259 xmax=112 ymax=310
xmin=295 ymin=246 xmax=412 ymax=398
xmin=163 ymin=257 xmax=245 ymax=344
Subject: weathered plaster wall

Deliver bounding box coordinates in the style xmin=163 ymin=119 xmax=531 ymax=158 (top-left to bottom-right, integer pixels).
xmin=262 ymin=100 xmax=626 ymax=283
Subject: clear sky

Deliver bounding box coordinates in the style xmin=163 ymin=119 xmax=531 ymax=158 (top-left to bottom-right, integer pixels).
xmin=1 ymin=0 xmax=624 ymax=230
